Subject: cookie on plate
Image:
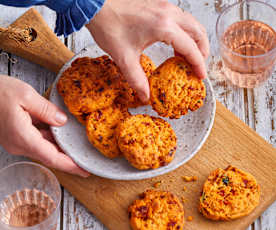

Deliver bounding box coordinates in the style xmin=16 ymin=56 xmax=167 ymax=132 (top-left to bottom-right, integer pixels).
xmin=199 ymin=165 xmax=261 ymax=221
xmin=128 ymin=190 xmax=184 ymax=230
xmin=149 ymin=56 xmax=206 ymax=119
xmin=116 ymin=114 xmax=177 ymax=169
xmin=57 ymin=55 xmax=122 ymax=119
xmin=140 ymin=53 xmax=156 ymax=78
xmin=75 ymin=113 xmax=90 ymax=126
xmin=116 ymin=54 xmax=156 ymax=108
xmin=86 ymin=105 xmax=130 ymax=158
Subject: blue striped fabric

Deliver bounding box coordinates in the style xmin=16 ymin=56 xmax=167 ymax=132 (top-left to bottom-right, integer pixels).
xmin=0 ymin=0 xmax=106 ymax=37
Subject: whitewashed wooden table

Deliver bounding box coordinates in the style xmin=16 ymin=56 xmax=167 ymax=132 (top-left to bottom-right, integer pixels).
xmin=0 ymin=0 xmax=275 ymax=229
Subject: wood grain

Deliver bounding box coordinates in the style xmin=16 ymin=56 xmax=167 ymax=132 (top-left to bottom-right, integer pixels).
xmin=0 ymin=8 xmax=74 ymax=73
xmin=203 ymin=0 xmax=276 ymax=229
xmin=49 ymin=101 xmax=276 ymax=230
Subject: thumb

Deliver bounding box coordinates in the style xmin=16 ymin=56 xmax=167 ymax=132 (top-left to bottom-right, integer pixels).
xmin=116 ymin=52 xmax=150 ymax=103
xmin=22 ymin=89 xmax=67 ymax=126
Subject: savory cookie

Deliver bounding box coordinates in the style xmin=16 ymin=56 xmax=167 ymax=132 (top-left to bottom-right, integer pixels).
xmin=116 ymin=114 xmax=177 ymax=170
xmin=128 ymin=190 xmax=184 ymax=230
xmin=116 ymin=54 xmax=156 ymax=108
xmin=57 ymin=55 xmax=122 ymax=119
xmin=140 ymin=53 xmax=156 ymax=78
xmin=75 ymin=113 xmax=90 ymax=126
xmin=86 ymin=105 xmax=130 ymax=158
xmin=149 ymin=56 xmax=206 ymax=119
xmin=199 ymin=165 xmax=261 ymax=221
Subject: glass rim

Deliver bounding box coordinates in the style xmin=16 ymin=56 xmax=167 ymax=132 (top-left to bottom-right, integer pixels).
xmin=216 ymin=0 xmax=276 ymax=59
xmin=0 ymin=161 xmax=61 ymax=230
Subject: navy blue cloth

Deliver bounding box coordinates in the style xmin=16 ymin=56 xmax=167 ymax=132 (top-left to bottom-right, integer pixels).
xmin=0 ymin=0 xmax=106 ymax=37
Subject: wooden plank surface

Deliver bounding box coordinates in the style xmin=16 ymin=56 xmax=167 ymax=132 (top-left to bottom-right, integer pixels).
xmin=51 ymin=101 xmax=276 ymax=230
xmin=0 ymin=0 xmax=275 ymax=229
xmin=204 ymin=1 xmax=276 ymax=230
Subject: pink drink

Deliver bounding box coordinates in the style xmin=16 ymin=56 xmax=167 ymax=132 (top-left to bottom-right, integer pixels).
xmin=221 ymin=20 xmax=276 ymax=88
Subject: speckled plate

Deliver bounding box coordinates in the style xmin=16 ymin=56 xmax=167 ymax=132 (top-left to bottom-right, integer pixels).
xmin=50 ymin=43 xmax=216 ymax=180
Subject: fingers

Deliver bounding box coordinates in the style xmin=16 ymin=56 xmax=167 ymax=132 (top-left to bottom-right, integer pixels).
xmin=116 ymin=51 xmax=150 ymax=102
xmin=39 ymin=129 xmax=62 ymax=151
xmin=170 ymin=7 xmax=209 ymax=59
xmin=177 ymin=11 xmax=209 ymax=59
xmin=21 ymin=89 xmax=67 ymax=126
xmin=171 ymin=27 xmax=207 ymax=79
xmin=26 ymin=127 xmax=90 ymax=178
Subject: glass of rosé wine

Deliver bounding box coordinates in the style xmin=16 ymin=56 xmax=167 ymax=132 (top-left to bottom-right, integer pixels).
xmin=0 ymin=162 xmax=61 ymax=230
xmin=216 ymin=0 xmax=276 ymax=88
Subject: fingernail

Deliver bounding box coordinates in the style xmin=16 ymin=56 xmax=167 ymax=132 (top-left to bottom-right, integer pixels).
xmin=79 ymin=171 xmax=90 ymax=178
xmin=55 ymin=112 xmax=67 ymax=124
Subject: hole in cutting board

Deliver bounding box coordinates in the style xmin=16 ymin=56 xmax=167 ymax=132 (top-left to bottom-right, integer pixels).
xmin=29 ymin=28 xmax=37 ymax=41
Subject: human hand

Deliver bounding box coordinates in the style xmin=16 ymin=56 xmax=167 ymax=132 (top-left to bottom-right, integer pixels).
xmin=0 ymin=76 xmax=89 ymax=177
xmin=86 ymin=0 xmax=209 ymax=102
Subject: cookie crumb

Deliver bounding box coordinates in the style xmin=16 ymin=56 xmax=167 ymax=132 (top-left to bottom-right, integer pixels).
xmin=187 ymin=216 xmax=193 ymax=221
xmin=181 ymin=196 xmax=186 ymax=203
xmin=183 ymin=186 xmax=187 ymax=191
xmin=205 ymin=2 xmax=209 ymax=6
xmin=182 ymin=176 xmax=197 ymax=182
xmin=153 ymin=181 xmax=162 ymax=188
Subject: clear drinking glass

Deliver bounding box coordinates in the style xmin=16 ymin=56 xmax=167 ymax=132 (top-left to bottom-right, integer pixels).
xmin=216 ymin=0 xmax=276 ymax=88
xmin=0 ymin=162 xmax=61 ymax=230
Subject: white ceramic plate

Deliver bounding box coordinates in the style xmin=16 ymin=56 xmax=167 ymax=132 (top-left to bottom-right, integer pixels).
xmin=50 ymin=43 xmax=216 ymax=180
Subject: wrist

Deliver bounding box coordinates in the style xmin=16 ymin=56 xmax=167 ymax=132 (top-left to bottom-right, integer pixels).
xmin=86 ymin=0 xmax=110 ymax=29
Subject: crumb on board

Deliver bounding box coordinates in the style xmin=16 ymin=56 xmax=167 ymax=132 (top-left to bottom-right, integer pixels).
xmin=153 ymin=181 xmax=162 ymax=188
xmin=181 ymin=196 xmax=186 ymax=203
xmin=205 ymin=2 xmax=209 ymax=6
xmin=187 ymin=216 xmax=193 ymax=221
xmin=182 ymin=176 xmax=197 ymax=182
xmin=183 ymin=186 xmax=187 ymax=191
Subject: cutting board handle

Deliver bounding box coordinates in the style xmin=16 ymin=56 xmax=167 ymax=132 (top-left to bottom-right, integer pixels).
xmin=0 ymin=8 xmax=74 ymax=74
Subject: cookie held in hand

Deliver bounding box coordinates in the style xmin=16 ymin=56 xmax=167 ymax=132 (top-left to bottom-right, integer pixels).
xmin=149 ymin=56 xmax=206 ymax=119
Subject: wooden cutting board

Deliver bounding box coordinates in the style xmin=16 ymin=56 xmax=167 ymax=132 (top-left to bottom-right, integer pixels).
xmin=1 ymin=8 xmax=276 ymax=230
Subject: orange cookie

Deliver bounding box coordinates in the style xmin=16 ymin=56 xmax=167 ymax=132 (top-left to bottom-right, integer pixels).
xmin=116 ymin=114 xmax=177 ymax=170
xmin=199 ymin=165 xmax=261 ymax=220
xmin=149 ymin=56 xmax=206 ymax=119
xmin=57 ymin=56 xmax=122 ymax=120
xmin=86 ymin=105 xmax=130 ymax=158
xmin=128 ymin=190 xmax=184 ymax=230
